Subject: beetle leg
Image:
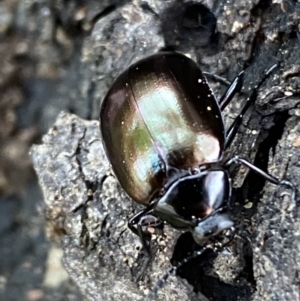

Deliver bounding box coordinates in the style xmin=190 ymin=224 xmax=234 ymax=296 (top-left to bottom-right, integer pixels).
xmin=219 ymin=70 xmax=245 ymax=110
xmin=128 ymin=210 xmax=152 ymax=249
xmin=202 ymin=71 xmax=232 ymax=86
xmin=128 ymin=203 xmax=162 ymax=252
xmin=235 ymin=229 xmax=252 ymax=246
xmin=144 ymin=246 xmax=210 ymax=301
xmin=225 ymin=64 xmax=278 ymax=149
xmin=225 ymin=155 xmax=296 ymax=201
xmin=202 ymin=70 xmax=244 ymax=110
xmin=145 ymin=228 xmax=237 ymax=301
xmin=128 ymin=207 xmax=163 ymax=282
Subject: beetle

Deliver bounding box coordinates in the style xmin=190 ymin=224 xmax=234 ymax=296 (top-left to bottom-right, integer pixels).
xmin=99 ymin=51 xmax=295 ymax=296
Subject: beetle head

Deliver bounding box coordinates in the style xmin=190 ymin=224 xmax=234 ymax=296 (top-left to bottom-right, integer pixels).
xmin=154 ymin=169 xmax=233 ymax=244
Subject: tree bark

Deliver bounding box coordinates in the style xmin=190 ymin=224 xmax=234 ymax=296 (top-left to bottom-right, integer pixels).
xmin=31 ymin=1 xmax=300 ymax=300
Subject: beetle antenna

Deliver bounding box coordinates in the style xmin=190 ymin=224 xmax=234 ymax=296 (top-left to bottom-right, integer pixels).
xmin=143 ymin=247 xmax=208 ymax=301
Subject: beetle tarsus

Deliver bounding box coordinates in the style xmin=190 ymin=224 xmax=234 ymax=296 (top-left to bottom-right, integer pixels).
xmin=135 ymin=249 xmax=153 ymax=283
xmin=279 ymin=180 xmax=296 ymax=202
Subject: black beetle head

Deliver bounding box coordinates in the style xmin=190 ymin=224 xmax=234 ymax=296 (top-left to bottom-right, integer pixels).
xmin=154 ymin=169 xmax=233 ymax=244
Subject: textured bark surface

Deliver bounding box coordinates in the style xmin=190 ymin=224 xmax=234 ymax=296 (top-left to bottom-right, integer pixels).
xmin=30 ymin=0 xmax=300 ymax=301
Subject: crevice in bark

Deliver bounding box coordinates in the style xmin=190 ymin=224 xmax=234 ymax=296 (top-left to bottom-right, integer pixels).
xmin=91 ymin=5 xmax=117 ymax=24
xmin=251 ymin=0 xmax=272 ymax=17
xmin=242 ymin=111 xmax=290 ymax=206
xmin=172 ymin=233 xmax=253 ymax=301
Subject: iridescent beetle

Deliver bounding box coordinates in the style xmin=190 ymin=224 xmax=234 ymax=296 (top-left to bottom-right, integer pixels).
xmin=99 ymin=52 xmax=295 ymax=299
